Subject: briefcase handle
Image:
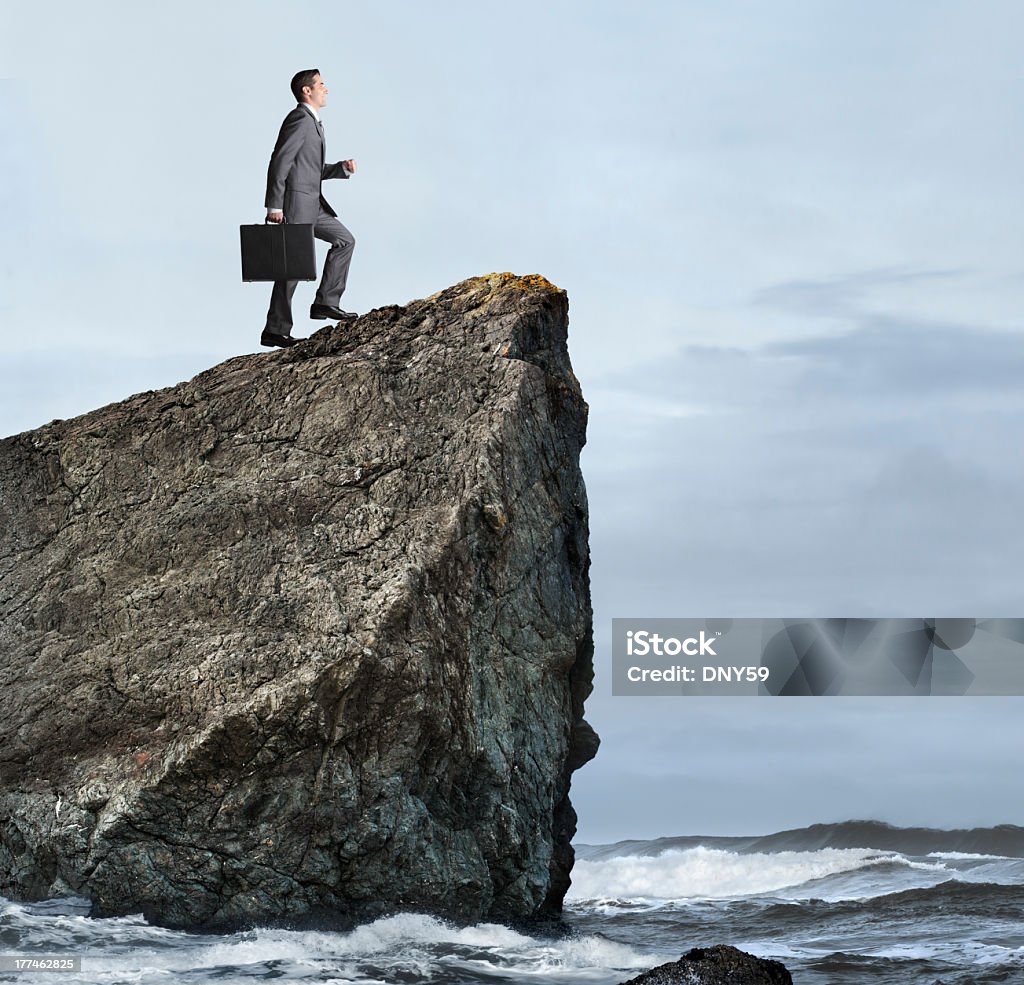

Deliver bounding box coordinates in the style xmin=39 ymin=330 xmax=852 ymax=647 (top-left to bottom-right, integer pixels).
xmin=264 ymin=216 xmax=288 ymax=224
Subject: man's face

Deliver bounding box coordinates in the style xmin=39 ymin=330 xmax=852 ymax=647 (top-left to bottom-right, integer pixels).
xmin=303 ymin=74 xmax=328 ymax=110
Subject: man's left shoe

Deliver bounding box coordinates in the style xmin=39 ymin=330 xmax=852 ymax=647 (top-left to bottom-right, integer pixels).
xmin=310 ymin=303 xmax=358 ymax=320
xmin=261 ymin=331 xmax=299 ymax=348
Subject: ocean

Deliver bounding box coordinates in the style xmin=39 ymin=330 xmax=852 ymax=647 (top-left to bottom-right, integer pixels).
xmin=2 ymin=821 xmax=1022 ymax=984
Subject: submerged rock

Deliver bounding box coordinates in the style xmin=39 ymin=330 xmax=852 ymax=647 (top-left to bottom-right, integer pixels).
xmin=620 ymin=945 xmax=793 ymax=985
xmin=0 ymin=273 xmax=598 ymax=930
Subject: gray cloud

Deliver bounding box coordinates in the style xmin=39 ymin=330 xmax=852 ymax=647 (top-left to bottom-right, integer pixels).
xmin=753 ymin=267 xmax=971 ymax=319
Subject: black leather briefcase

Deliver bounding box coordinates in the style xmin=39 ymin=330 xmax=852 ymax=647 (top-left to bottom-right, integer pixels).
xmin=239 ymin=220 xmax=316 ymax=281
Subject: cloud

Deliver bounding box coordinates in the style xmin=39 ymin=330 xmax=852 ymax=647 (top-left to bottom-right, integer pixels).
xmin=750 ymin=267 xmax=1024 ymax=397
xmin=753 ymin=267 xmax=971 ymax=320
xmin=579 ymin=275 xmax=1024 ymax=628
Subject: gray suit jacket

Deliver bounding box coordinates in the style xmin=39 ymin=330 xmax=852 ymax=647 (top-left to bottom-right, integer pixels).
xmin=264 ymin=105 xmax=350 ymax=224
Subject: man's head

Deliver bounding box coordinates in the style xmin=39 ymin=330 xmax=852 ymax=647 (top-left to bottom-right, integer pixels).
xmin=290 ymin=69 xmax=328 ymax=109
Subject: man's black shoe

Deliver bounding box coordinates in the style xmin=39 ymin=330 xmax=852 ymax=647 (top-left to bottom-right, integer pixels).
xmin=261 ymin=331 xmax=298 ymax=348
xmin=310 ymin=303 xmax=358 ymax=320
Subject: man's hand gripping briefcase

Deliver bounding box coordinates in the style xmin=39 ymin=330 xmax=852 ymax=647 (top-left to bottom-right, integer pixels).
xmin=239 ymin=219 xmax=316 ymax=282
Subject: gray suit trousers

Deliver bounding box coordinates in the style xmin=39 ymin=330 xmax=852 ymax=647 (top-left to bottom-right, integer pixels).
xmin=265 ymin=208 xmax=355 ymax=334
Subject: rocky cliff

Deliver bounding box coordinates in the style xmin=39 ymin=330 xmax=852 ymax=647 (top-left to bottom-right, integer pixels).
xmin=0 ymin=273 xmax=598 ymax=930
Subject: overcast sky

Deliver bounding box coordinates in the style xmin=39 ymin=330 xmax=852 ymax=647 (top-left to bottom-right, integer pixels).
xmin=3 ymin=1 xmax=1023 ymax=843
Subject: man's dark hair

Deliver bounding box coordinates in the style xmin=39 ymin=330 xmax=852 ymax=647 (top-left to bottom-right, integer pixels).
xmin=290 ymin=69 xmax=320 ymax=102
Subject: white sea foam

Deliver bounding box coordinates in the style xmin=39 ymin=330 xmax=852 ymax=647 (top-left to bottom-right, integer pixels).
xmin=926 ymin=850 xmax=1012 ymax=861
xmin=0 ymin=904 xmax=658 ymax=985
xmin=322 ymin=912 xmax=534 ymax=953
xmin=565 ymin=845 xmax=926 ymax=901
xmin=733 ymin=937 xmax=1024 ymax=968
xmin=857 ymin=940 xmax=1024 ymax=966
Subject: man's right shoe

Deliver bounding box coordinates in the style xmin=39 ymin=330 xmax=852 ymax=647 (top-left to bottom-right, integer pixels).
xmin=261 ymin=331 xmax=298 ymax=348
xmin=310 ymin=303 xmax=358 ymax=321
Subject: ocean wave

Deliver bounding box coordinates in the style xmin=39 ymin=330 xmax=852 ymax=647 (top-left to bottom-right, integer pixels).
xmin=772 ymin=938 xmax=1024 ymax=967
xmin=565 ymin=845 xmax=918 ymax=901
xmin=854 ymin=878 xmax=1024 ymax=906
xmin=0 ymin=903 xmax=660 ymax=985
xmin=927 ymin=851 xmax=1013 ymax=861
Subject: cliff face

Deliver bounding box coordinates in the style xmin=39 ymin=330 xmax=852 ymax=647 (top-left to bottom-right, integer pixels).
xmin=0 ymin=273 xmax=599 ymax=930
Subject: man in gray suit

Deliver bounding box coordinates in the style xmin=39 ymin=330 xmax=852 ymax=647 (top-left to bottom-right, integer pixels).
xmin=262 ymin=69 xmax=358 ymax=348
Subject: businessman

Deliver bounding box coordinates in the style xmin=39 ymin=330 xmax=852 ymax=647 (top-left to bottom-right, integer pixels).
xmin=261 ymin=69 xmax=358 ymax=348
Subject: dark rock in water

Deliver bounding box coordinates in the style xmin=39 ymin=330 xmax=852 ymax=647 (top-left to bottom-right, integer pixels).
xmin=619 ymin=946 xmax=793 ymax=985
xmin=0 ymin=273 xmax=598 ymax=930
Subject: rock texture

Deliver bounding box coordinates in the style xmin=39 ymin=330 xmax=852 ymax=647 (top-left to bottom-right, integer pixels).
xmin=619 ymin=946 xmax=793 ymax=985
xmin=0 ymin=273 xmax=599 ymax=930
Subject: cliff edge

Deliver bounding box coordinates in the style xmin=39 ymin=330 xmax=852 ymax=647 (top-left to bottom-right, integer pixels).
xmin=0 ymin=273 xmax=599 ymax=930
